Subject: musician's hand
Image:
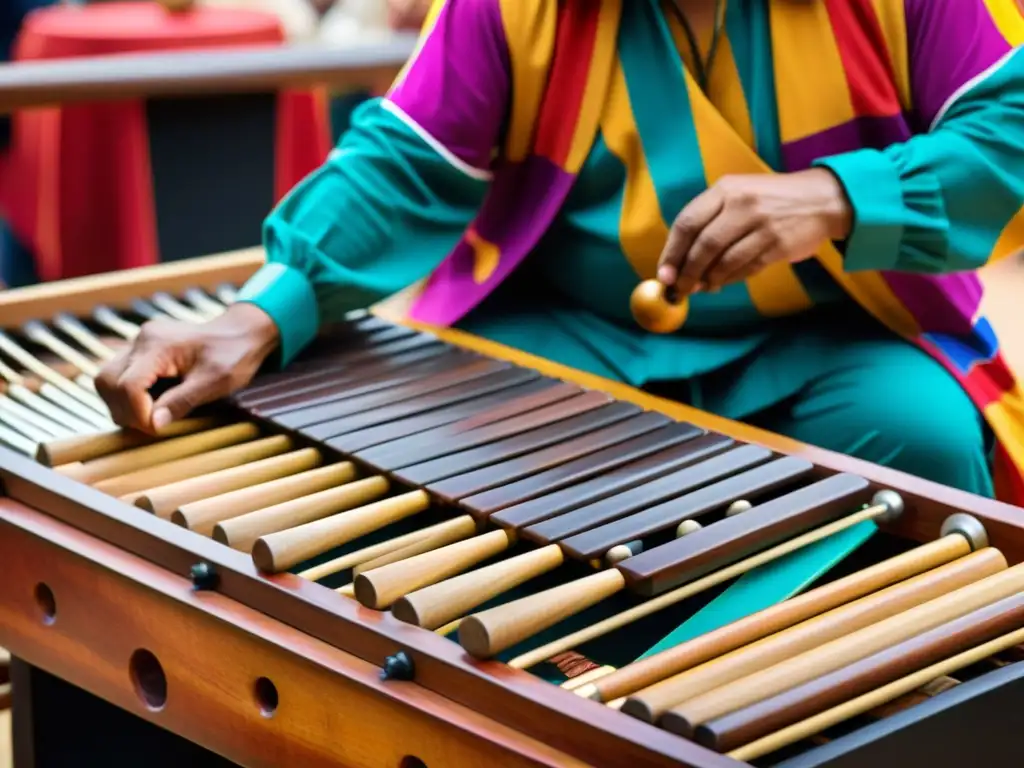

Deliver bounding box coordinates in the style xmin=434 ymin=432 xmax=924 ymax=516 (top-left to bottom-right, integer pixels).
xmin=95 ymin=303 xmax=280 ymax=434
xmin=656 ymin=169 xmax=853 ymax=295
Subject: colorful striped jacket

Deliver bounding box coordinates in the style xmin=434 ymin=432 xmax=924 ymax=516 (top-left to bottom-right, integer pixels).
xmin=385 ymin=0 xmax=1024 ymax=503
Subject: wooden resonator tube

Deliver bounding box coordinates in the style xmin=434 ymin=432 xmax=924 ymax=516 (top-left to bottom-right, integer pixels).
xmin=728 ymin=626 xmax=1024 ymax=762
xmin=135 ymin=447 xmax=324 ymax=518
xmin=659 ymin=562 xmax=1024 ymax=737
xmin=456 ymin=474 xmax=878 ymax=659
xmin=175 ymin=462 xmax=358 ymax=535
xmin=251 ymin=490 xmax=432 ymax=572
xmin=621 ymin=549 xmax=1008 ymax=725
xmin=579 ymin=525 xmax=981 ymax=703
xmin=699 ymin=591 xmax=1024 ymax=752
xmin=37 ymin=416 xmax=220 ymax=466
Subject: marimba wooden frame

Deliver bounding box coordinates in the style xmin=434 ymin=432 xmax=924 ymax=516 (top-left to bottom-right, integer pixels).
xmin=2 ymin=251 xmax=1024 ymax=768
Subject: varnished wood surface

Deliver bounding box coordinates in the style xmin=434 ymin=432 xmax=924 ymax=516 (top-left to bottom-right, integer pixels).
xmin=0 ymin=500 xmax=587 ymax=768
xmin=559 ymin=455 xmax=812 ymax=561
xmin=380 ymin=310 xmax=1024 ymax=565
xmin=0 ymin=458 xmax=732 ymax=768
xmin=0 ymin=249 xmax=263 ymax=327
xmin=3 ymin=249 xmax=1024 ymax=766
xmin=618 ymin=473 xmax=871 ymax=595
xmin=698 ymin=592 xmax=1024 ymax=752
xmin=0 ymin=39 xmax=417 ymax=115
xmin=0 ymin=709 xmax=8 ymax=768
xmin=497 ymin=432 xmax=730 ymax=530
xmin=430 ymin=409 xmax=669 ymax=503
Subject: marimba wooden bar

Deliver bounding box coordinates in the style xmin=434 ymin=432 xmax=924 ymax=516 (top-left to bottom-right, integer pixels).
xmin=2 ymin=252 xmax=1024 ymax=766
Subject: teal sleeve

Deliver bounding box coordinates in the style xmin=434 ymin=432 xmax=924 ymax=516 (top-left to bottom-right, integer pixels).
xmin=813 ymin=48 xmax=1024 ymax=274
xmin=236 ymin=98 xmax=489 ymax=366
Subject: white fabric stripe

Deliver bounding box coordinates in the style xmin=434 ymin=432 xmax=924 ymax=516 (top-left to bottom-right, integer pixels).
xmin=380 ymin=99 xmax=494 ymax=180
xmin=930 ymin=46 xmax=1021 ymax=131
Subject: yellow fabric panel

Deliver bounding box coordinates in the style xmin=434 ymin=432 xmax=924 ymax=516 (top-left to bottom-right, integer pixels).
xmin=601 ymin=61 xmax=668 ymax=281
xmin=498 ymin=0 xmax=557 ymax=163
xmin=686 ymin=73 xmax=813 ymax=316
xmin=983 ymin=0 xmax=1024 ymax=43
xmin=707 ymin=34 xmax=757 ymax=150
xmin=662 ymin=9 xmax=755 ymax=149
xmin=769 ymin=0 xmax=856 ymax=143
xmin=986 ymin=390 xmax=1024 ymax=493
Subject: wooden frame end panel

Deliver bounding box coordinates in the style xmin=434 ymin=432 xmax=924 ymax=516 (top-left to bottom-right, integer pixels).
xmin=0 ymin=450 xmax=737 ymax=768
xmin=0 ymin=249 xmax=264 ymax=326
xmin=0 ymin=500 xmax=587 ymax=768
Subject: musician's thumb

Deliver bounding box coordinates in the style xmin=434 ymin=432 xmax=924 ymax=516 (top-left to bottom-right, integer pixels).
xmin=150 ymin=367 xmax=229 ymax=430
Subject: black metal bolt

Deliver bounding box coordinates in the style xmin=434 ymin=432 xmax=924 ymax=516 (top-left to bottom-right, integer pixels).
xmin=380 ymin=651 xmax=415 ymax=682
xmin=190 ymin=562 xmax=219 ymax=591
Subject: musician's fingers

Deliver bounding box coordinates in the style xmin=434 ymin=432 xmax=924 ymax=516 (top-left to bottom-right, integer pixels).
xmin=111 ymin=356 xmax=164 ymax=431
xmin=97 ymin=321 xmax=188 ymax=431
xmin=702 ymin=229 xmax=776 ymax=290
xmin=151 ymin=363 xmax=234 ymax=430
xmin=714 ymin=247 xmax=781 ymax=289
xmin=657 ymin=188 xmax=724 ymax=290
xmin=94 ymin=349 xmax=131 ymax=414
xmin=675 ymin=212 xmax=754 ymax=295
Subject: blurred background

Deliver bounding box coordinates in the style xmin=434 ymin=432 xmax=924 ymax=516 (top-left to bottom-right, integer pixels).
xmin=0 ymin=0 xmax=429 ymax=290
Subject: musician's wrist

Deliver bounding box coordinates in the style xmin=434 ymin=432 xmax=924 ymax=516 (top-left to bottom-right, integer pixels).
xmin=234 ymin=263 xmax=319 ymax=368
xmin=220 ymin=302 xmax=282 ymax=362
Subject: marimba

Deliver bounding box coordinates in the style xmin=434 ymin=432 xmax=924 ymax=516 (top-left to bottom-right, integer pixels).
xmin=2 ymin=252 xmax=1024 ymax=768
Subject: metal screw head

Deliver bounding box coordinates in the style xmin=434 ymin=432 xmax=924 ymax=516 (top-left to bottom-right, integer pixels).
xmin=190 ymin=562 xmax=219 ymax=591
xmin=380 ymin=651 xmax=415 ymax=682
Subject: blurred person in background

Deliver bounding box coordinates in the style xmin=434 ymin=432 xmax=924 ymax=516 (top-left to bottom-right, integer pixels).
xmin=383 ymin=0 xmax=432 ymax=29
xmin=197 ymin=0 xmax=319 ymax=39
xmin=319 ymin=0 xmax=432 ymax=39
xmin=0 ymin=0 xmax=57 ymax=289
xmin=318 ymin=0 xmax=430 ymax=139
xmin=194 ymin=0 xmax=433 ymax=138
xmin=201 ymin=0 xmax=432 ymax=42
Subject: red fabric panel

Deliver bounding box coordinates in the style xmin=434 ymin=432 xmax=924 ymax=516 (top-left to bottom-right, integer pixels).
xmin=0 ymin=3 xmax=328 ymax=280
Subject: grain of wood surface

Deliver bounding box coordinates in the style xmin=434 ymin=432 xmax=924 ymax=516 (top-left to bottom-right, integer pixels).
xmin=0 ymin=261 xmax=1021 ymax=768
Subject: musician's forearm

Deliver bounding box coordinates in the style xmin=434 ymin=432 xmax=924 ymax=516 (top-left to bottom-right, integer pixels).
xmin=815 ymin=82 xmax=1024 ymax=275
xmin=238 ymin=100 xmax=486 ymax=366
xmin=814 ymin=23 xmax=1024 ymax=275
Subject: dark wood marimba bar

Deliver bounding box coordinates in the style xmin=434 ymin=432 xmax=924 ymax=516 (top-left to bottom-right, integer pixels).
xmin=2 ymin=252 xmax=1024 ymax=767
